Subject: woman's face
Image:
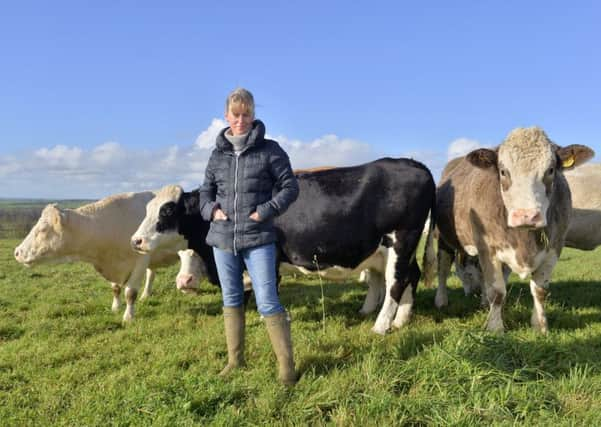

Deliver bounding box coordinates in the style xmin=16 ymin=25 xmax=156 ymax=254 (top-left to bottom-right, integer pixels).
xmin=225 ymin=104 xmax=254 ymax=136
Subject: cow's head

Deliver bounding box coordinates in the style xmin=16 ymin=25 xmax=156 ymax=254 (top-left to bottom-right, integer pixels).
xmin=175 ymin=249 xmax=205 ymax=294
xmin=467 ymin=127 xmax=594 ymax=228
xmin=131 ymin=185 xmax=186 ymax=253
xmin=14 ymin=204 xmax=70 ymax=266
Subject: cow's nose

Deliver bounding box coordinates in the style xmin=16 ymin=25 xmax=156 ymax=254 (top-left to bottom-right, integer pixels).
xmin=510 ymin=209 xmax=544 ymax=228
xmin=131 ymin=237 xmax=143 ymax=249
xmin=176 ymin=274 xmax=194 ymax=289
xmin=14 ymin=248 xmax=20 ymax=259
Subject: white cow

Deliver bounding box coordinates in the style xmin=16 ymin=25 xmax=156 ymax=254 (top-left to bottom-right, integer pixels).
xmin=175 ymin=243 xmax=390 ymax=316
xmin=14 ymin=191 xmax=185 ymax=321
xmin=564 ymin=163 xmax=601 ymax=250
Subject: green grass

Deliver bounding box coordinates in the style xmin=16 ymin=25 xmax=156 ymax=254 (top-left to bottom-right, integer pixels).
xmin=1 ymin=238 xmax=601 ymax=426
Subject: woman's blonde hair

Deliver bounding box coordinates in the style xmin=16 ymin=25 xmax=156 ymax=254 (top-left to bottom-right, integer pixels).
xmin=225 ymin=87 xmax=255 ymax=117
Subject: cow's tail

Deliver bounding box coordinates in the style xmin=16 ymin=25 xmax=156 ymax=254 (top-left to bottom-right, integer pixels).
xmin=422 ymin=195 xmax=437 ymax=288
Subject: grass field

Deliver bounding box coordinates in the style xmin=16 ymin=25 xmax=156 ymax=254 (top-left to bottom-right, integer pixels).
xmin=1 ymin=238 xmax=601 ymax=426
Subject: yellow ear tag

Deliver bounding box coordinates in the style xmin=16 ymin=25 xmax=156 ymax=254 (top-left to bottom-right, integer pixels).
xmin=562 ymin=155 xmax=575 ymax=168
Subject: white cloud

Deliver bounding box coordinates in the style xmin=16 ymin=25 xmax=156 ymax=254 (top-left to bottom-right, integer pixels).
xmin=274 ymin=133 xmax=374 ymax=169
xmin=161 ymin=146 xmax=180 ymax=169
xmin=447 ymin=138 xmax=481 ymax=160
xmin=195 ymin=118 xmax=226 ymax=149
xmin=34 ymin=145 xmax=83 ymax=169
xmin=3 ymin=119 xmax=474 ymax=198
xmin=92 ymin=142 xmax=126 ymax=165
xmin=0 ymin=155 xmax=21 ymax=177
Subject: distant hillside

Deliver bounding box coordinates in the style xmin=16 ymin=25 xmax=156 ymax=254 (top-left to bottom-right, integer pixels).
xmin=0 ymin=199 xmax=95 ymax=239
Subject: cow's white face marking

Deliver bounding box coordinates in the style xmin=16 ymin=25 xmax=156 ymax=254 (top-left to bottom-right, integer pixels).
xmin=175 ymin=249 xmax=206 ymax=293
xmin=131 ymin=185 xmax=184 ymax=253
xmin=497 ymin=128 xmax=556 ymax=229
xmin=14 ymin=204 xmax=68 ymax=266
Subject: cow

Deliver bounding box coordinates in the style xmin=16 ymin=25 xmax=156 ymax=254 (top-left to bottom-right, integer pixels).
xmin=438 ymin=162 xmax=601 ymax=305
xmin=131 ymin=157 xmax=436 ymax=334
xmin=564 ymin=163 xmax=601 ymax=250
xmin=14 ymin=191 xmax=185 ymax=322
xmin=175 ymin=241 xmax=390 ymax=316
xmin=426 ymin=127 xmax=594 ymax=333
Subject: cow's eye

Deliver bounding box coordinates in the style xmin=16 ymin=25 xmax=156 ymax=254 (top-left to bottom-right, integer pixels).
xmin=547 ymin=167 xmax=555 ymax=176
xmin=500 ymin=169 xmax=506 ymax=177
xmin=160 ymin=207 xmax=172 ymax=218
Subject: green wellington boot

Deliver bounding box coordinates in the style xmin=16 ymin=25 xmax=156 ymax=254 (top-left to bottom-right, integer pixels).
xmin=219 ymin=306 xmax=245 ymax=376
xmin=265 ymin=311 xmax=298 ymax=385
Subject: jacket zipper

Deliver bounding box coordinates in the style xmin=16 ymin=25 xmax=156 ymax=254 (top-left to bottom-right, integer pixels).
xmin=233 ymin=153 xmax=240 ymax=255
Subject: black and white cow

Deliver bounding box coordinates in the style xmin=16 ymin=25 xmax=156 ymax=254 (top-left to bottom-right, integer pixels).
xmin=132 ymin=158 xmax=436 ymax=334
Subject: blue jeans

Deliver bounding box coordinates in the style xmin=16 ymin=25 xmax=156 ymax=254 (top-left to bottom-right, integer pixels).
xmin=213 ymin=243 xmax=284 ymax=316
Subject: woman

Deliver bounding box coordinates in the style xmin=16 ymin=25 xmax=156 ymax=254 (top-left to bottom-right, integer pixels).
xmin=198 ymin=88 xmax=299 ymax=385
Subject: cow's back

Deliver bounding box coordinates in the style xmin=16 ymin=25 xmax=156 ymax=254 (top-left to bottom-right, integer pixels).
xmin=276 ymin=158 xmax=434 ymax=268
xmin=76 ymin=191 xmax=179 ymax=270
xmin=565 ymin=163 xmax=601 ymax=250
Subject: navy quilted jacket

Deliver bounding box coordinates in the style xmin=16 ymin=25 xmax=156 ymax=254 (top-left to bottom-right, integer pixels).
xmin=198 ymin=120 xmax=299 ymax=253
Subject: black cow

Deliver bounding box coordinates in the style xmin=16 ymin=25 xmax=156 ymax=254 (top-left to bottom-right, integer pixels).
xmin=131 ymin=157 xmax=436 ymax=334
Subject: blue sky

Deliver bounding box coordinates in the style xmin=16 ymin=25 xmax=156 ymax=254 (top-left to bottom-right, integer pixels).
xmin=1 ymin=1 xmax=600 ymax=198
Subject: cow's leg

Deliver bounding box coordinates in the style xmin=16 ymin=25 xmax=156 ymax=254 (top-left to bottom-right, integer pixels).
xmin=480 ymin=255 xmax=506 ymax=333
xmin=123 ymin=255 xmax=150 ymax=322
xmin=392 ymin=258 xmax=420 ymax=329
xmin=111 ymin=283 xmax=121 ymax=312
xmin=140 ymin=268 xmax=155 ymax=300
xmin=530 ymin=251 xmax=557 ymax=334
xmin=456 ymin=254 xmax=482 ymax=296
xmin=243 ymin=271 xmax=253 ymax=307
xmin=372 ymin=230 xmax=420 ymax=335
xmin=372 ymin=246 xmax=400 ymax=334
xmin=435 ymin=241 xmax=455 ymax=308
xmin=359 ymin=269 xmax=385 ymax=315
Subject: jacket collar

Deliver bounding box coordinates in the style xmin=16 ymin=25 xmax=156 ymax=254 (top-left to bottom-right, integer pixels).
xmin=216 ymin=120 xmax=266 ymax=153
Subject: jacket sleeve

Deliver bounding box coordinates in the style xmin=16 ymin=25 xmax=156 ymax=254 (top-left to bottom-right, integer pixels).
xmin=198 ymin=151 xmax=220 ymax=221
xmin=256 ymin=143 xmax=299 ymax=221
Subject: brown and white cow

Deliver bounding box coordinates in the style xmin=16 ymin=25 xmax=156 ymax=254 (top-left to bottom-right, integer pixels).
xmin=427 ymin=127 xmax=594 ymax=333
xmin=440 ymin=162 xmax=601 ymax=305
xmin=14 ymin=191 xmax=185 ymax=322
xmin=175 ymin=242 xmax=390 ymax=316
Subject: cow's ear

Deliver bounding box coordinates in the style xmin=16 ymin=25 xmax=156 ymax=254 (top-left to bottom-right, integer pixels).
xmin=49 ymin=206 xmax=67 ymax=227
xmin=556 ymin=145 xmax=595 ymax=170
xmin=467 ymin=148 xmax=497 ymax=169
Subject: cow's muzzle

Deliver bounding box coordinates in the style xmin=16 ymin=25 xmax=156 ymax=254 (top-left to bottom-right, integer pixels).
xmin=509 ymin=209 xmax=546 ymax=229
xmin=176 ymin=273 xmax=199 ymax=294
xmin=130 ymin=236 xmax=148 ymax=253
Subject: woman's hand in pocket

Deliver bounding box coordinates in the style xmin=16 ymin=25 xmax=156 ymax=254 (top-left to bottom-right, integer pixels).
xmin=249 ymin=211 xmax=261 ymax=222
xmin=212 ymin=208 xmax=228 ymax=221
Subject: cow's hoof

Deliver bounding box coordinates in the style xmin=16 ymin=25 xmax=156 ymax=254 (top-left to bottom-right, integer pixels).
xmin=434 ymin=294 xmax=448 ymax=309
xmin=370 ymin=325 xmax=389 ymax=335
xmin=486 ymin=322 xmax=504 ymax=334
xmin=140 ymin=292 xmax=150 ymax=300
xmin=392 ymin=317 xmax=409 ymax=330
xmin=111 ymin=303 xmax=120 ymax=313
xmin=358 ymin=307 xmax=375 ymax=316
xmin=531 ymin=314 xmax=548 ymax=334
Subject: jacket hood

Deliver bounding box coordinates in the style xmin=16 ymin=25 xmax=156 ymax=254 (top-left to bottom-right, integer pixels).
xmin=216 ymin=120 xmax=266 ymax=152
